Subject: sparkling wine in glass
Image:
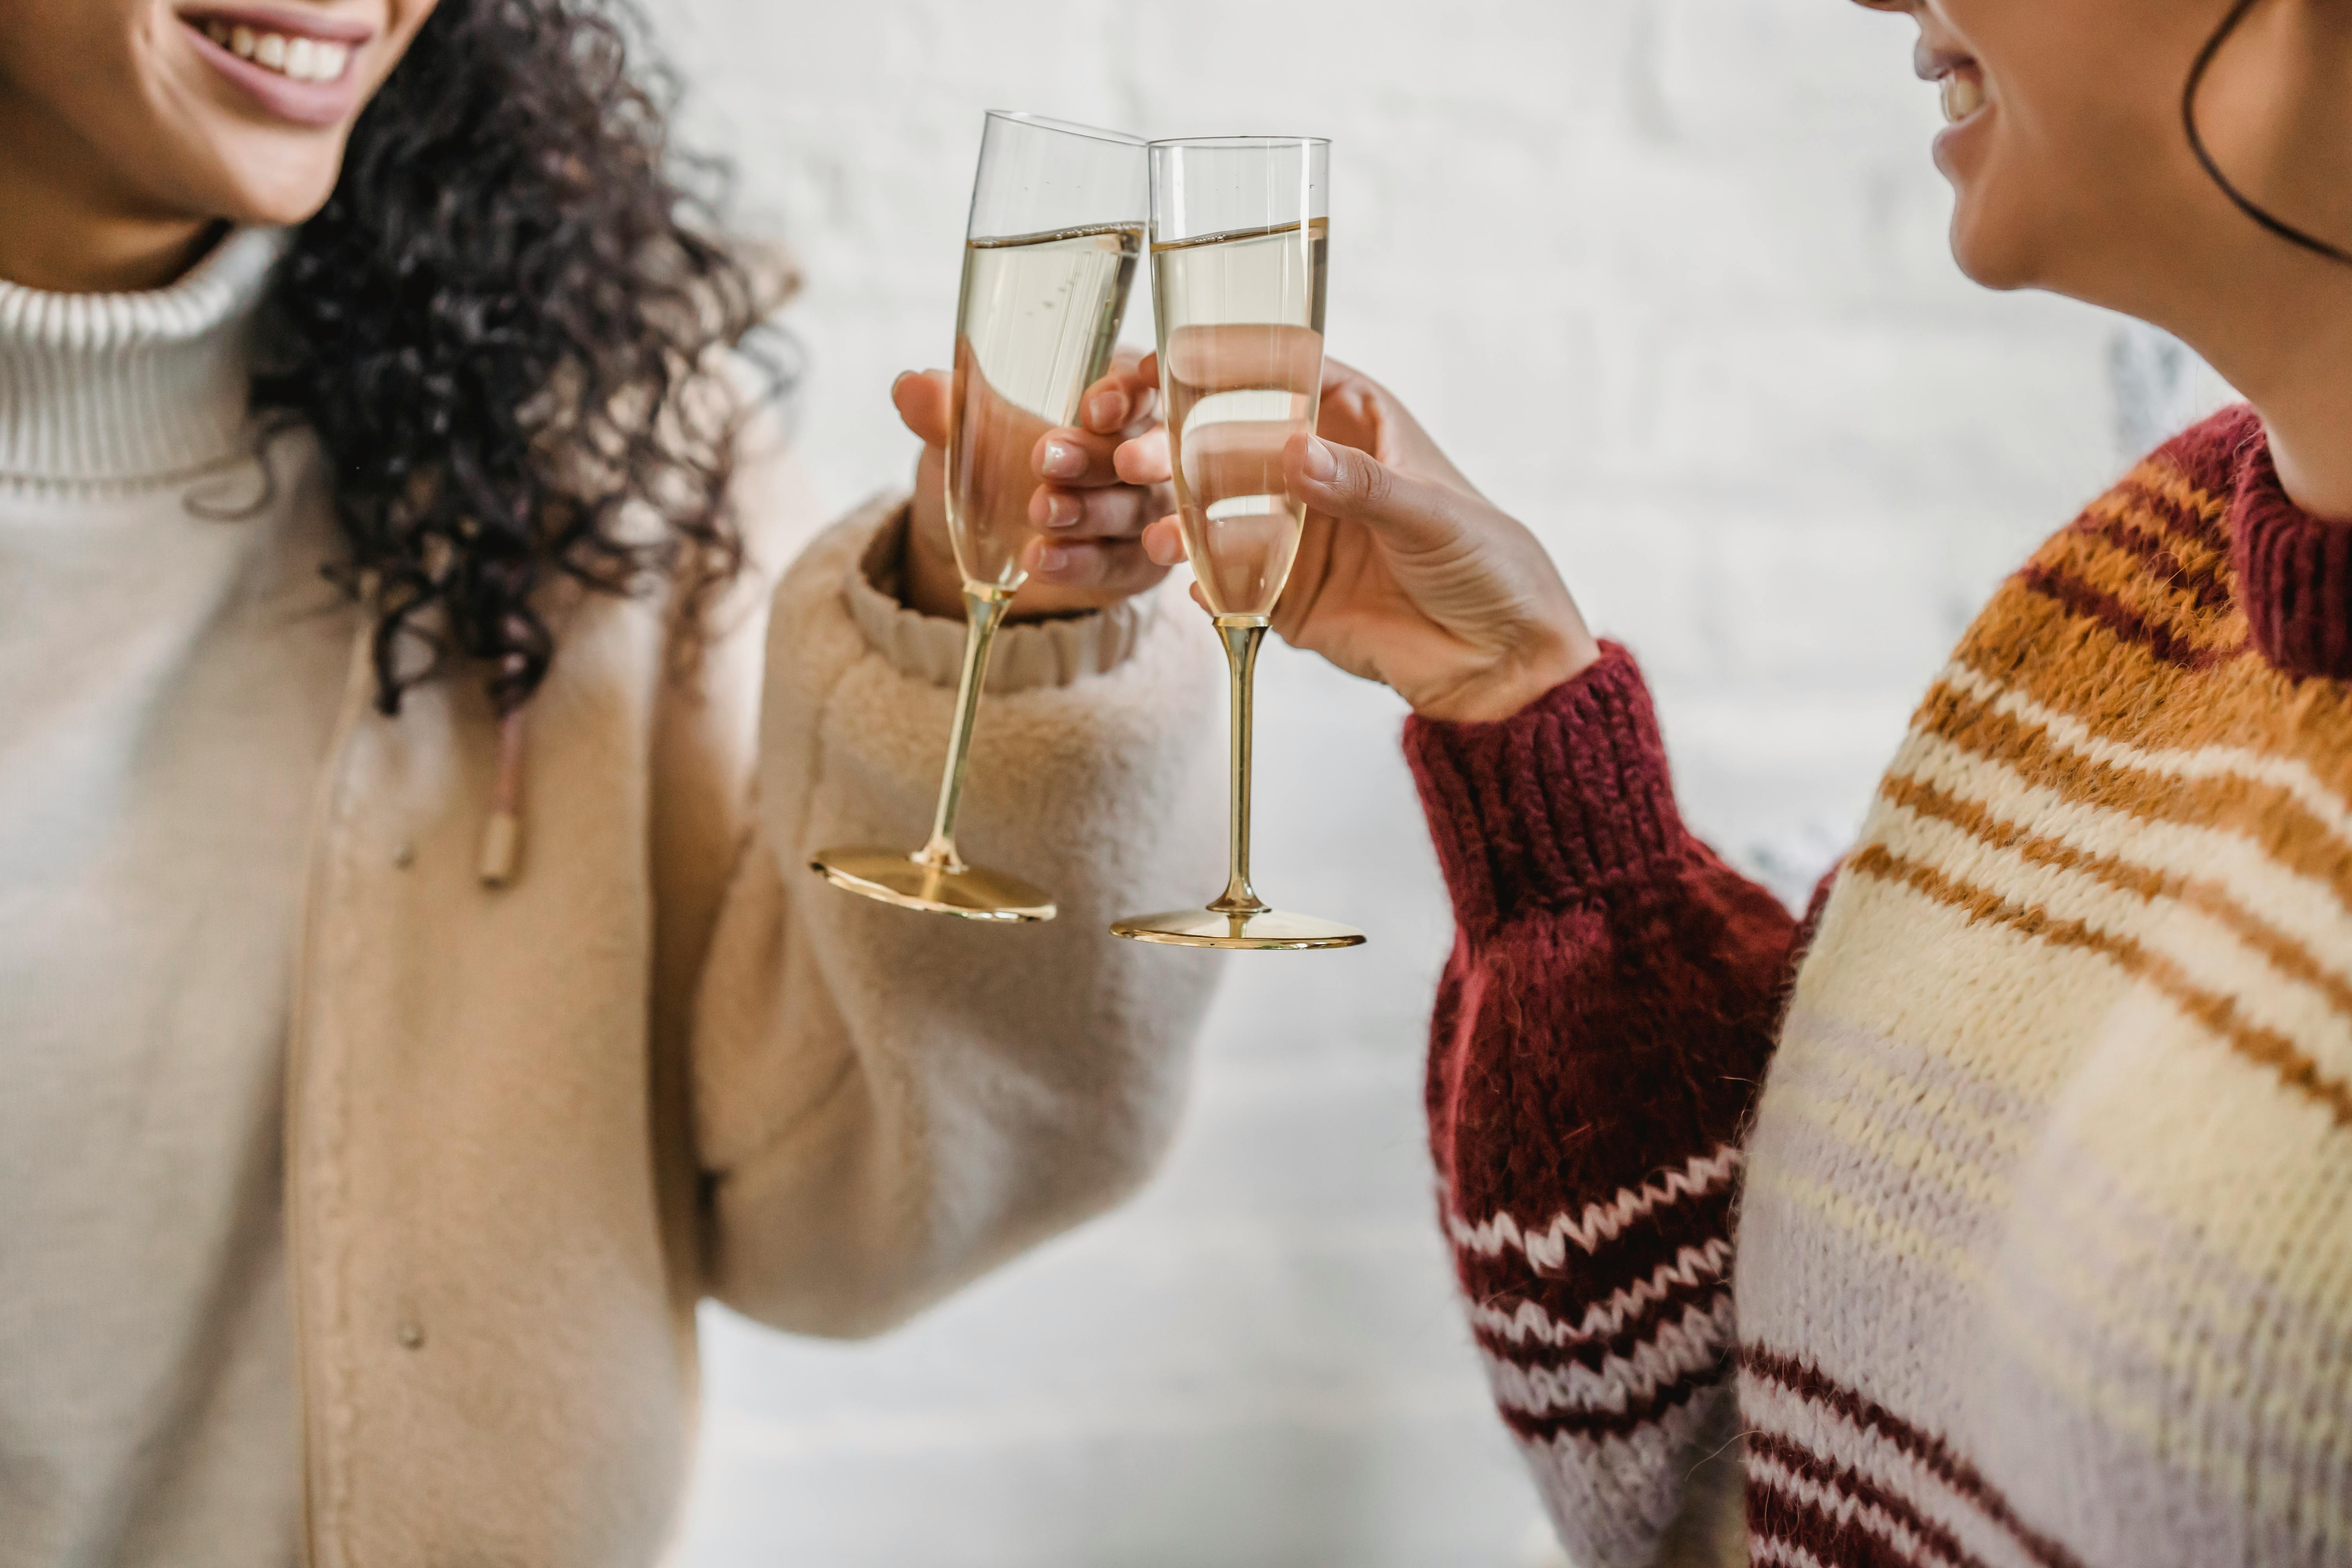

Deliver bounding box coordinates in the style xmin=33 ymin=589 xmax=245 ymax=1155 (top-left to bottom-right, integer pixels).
xmin=1113 ymin=136 xmax=1363 ymax=951
xmin=812 ymin=113 xmax=1147 ymax=922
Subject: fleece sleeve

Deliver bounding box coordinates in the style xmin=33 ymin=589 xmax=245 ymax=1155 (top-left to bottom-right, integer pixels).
xmin=686 ymin=493 xmax=1229 ymax=1338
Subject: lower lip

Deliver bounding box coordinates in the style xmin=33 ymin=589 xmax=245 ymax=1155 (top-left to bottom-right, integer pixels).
xmin=1932 ymin=98 xmax=1992 ymax=171
xmin=180 ymin=20 xmax=368 ymax=129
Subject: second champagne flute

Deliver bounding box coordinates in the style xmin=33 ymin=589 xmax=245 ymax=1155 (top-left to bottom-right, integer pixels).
xmin=812 ymin=113 xmax=1148 ymax=922
xmin=1112 ymin=136 xmax=1365 ymax=951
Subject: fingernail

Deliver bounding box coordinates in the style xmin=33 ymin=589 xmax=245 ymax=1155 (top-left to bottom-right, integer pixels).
xmin=1300 ymin=437 xmax=1338 ymax=483
xmin=1035 ymin=545 xmax=1069 ymax=573
xmin=1042 ymin=493 xmax=1081 ymax=529
xmin=1087 ymin=390 xmax=1126 ymax=429
xmin=1040 ymin=441 xmax=1084 ymax=479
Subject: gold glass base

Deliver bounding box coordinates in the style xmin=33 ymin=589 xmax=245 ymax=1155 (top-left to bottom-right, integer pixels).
xmin=1110 ymin=906 xmax=1366 ymax=951
xmin=810 ymin=848 xmax=1057 ymax=924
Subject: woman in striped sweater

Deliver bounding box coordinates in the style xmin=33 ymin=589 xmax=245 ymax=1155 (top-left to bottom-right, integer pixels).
xmin=1123 ymin=0 xmax=2350 ymax=1562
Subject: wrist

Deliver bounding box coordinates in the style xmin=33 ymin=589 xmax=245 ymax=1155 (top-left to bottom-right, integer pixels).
xmin=1411 ymin=628 xmax=1603 ymax=724
xmin=1403 ymin=641 xmax=1686 ymax=920
xmin=897 ymin=510 xmax=969 ymax=620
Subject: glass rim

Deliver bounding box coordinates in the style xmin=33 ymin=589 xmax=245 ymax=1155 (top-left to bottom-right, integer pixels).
xmin=982 ymin=110 xmax=1148 ymax=147
xmin=1146 ymin=135 xmax=1331 ymax=151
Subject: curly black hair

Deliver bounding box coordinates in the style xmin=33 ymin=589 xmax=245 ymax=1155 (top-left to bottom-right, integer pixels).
xmin=253 ymin=0 xmax=781 ymax=716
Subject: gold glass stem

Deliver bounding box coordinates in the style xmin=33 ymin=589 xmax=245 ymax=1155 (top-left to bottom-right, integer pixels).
xmin=919 ymin=584 xmax=1013 ymax=875
xmin=1208 ymin=614 xmax=1272 ymax=918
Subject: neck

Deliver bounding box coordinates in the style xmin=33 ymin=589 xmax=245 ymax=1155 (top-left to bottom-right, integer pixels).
xmin=0 ymin=87 xmax=217 ymax=293
xmin=2169 ymin=247 xmax=2352 ymax=522
xmin=2245 ymin=356 xmax=2352 ymax=526
xmin=2156 ymin=0 xmax=2352 ymax=521
xmin=0 ymin=216 xmax=221 ymax=297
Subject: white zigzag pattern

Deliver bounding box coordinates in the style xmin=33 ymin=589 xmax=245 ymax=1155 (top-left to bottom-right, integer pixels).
xmin=1469 ymin=1237 xmax=1736 ymax=1347
xmin=1481 ymin=1292 xmax=1737 ymax=1417
xmin=1447 ymin=1145 xmax=1743 ymax=1270
xmin=1750 ymin=1539 xmax=1837 ymax=1568
xmin=1748 ymin=1451 xmax=1960 ymax=1568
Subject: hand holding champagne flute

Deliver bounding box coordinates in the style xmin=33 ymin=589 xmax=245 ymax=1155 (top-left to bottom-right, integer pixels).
xmin=1125 ymin=357 xmax=1602 ymax=725
xmin=1111 ymin=136 xmax=1365 ymax=951
xmin=813 ymin=113 xmax=1150 ymax=922
xmin=895 ymin=351 xmax=1172 ymax=624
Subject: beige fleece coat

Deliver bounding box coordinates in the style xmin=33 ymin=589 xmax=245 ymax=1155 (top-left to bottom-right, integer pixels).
xmin=287 ymin=455 xmax=1224 ymax=1563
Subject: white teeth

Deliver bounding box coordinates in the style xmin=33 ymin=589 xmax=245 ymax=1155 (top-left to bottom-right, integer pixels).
xmin=203 ymin=22 xmax=347 ymax=81
xmin=1941 ymin=71 xmax=1987 ymax=124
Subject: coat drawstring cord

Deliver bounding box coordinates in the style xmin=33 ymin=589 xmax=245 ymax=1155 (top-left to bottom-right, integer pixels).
xmin=477 ymin=656 xmax=528 ymax=888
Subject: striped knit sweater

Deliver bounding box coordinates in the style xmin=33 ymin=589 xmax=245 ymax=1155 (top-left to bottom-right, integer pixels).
xmin=1404 ymin=406 xmax=2352 ymax=1568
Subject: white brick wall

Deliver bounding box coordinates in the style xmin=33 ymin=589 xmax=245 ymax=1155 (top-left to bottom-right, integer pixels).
xmin=642 ymin=2 xmax=2227 ymax=1563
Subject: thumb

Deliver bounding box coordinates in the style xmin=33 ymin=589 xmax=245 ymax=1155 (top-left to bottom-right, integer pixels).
xmin=1284 ymin=432 xmax=1466 ymax=555
xmin=893 ymin=369 xmax=951 ymax=447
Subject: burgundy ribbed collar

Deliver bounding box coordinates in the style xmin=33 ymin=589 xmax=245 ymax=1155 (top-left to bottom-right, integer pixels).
xmin=2208 ymin=405 xmax=2352 ymax=681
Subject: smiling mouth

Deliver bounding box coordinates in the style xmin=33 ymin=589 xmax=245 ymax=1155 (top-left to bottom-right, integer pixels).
xmin=1940 ymin=66 xmax=1988 ymax=125
xmin=179 ymin=9 xmax=373 ymax=85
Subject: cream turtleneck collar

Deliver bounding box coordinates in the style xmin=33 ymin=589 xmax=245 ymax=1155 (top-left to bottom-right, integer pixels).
xmin=0 ymin=227 xmax=287 ymax=489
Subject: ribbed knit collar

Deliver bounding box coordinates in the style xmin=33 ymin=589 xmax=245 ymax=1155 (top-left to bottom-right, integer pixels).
xmin=2208 ymin=405 xmax=2352 ymax=681
xmin=0 ymin=227 xmax=287 ymax=490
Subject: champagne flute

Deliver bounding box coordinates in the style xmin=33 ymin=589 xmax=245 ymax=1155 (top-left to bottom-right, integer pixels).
xmin=812 ymin=113 xmax=1148 ymax=922
xmin=1112 ymin=137 xmax=1365 ymax=952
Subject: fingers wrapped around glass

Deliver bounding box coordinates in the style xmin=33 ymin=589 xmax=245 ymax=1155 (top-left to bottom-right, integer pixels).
xmin=812 ymin=113 xmax=1148 ymax=922
xmin=1112 ymin=136 xmax=1365 ymax=952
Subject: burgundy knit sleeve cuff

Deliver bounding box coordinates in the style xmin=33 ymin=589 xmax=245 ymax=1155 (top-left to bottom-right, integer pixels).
xmin=1402 ymin=642 xmax=1690 ymax=929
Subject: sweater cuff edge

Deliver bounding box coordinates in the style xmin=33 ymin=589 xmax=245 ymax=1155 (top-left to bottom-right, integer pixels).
xmin=1404 ymin=642 xmax=1691 ymax=919
xmin=840 ymin=499 xmax=1158 ymax=692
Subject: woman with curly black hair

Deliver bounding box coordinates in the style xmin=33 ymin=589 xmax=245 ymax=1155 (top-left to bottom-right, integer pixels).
xmin=0 ymin=1 xmax=1220 ymax=1561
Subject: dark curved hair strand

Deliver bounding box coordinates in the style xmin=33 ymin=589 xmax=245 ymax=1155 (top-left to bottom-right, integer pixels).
xmin=2185 ymin=0 xmax=2352 ymax=269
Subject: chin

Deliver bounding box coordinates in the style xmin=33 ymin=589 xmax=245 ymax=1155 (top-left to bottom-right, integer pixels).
xmin=202 ymin=134 xmax=352 ymax=229
xmin=1944 ymin=190 xmax=2041 ymax=294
